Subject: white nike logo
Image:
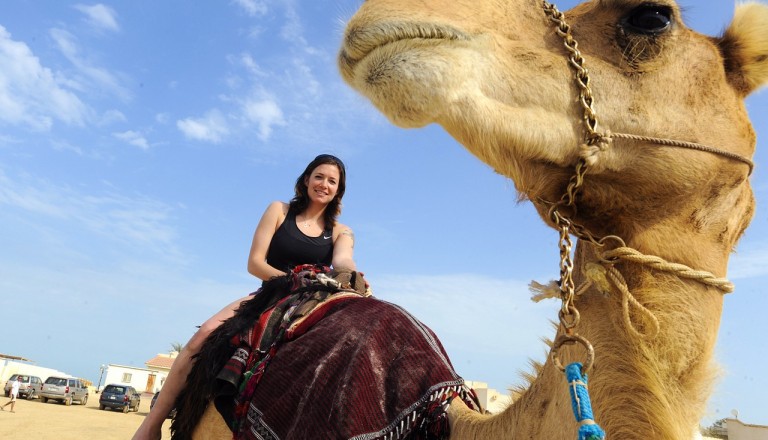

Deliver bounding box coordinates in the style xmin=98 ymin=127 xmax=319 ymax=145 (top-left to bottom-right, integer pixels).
xmin=323 ymin=235 xmax=332 ymax=240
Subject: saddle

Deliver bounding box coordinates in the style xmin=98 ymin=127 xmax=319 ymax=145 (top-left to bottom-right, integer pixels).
xmin=173 ymin=266 xmax=479 ymax=440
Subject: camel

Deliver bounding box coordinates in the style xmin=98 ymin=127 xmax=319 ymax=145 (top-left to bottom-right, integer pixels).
xmin=184 ymin=1 xmax=768 ymax=439
xmin=337 ymin=0 xmax=768 ymax=438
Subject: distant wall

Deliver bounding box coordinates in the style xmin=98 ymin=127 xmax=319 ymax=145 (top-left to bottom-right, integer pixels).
xmin=464 ymin=380 xmax=512 ymax=414
xmin=727 ymin=418 xmax=768 ymax=440
xmin=0 ymin=359 xmax=69 ymax=383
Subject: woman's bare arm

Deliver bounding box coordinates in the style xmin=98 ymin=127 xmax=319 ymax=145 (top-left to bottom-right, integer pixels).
xmin=247 ymin=201 xmax=290 ymax=281
xmin=332 ymin=224 xmax=356 ymax=271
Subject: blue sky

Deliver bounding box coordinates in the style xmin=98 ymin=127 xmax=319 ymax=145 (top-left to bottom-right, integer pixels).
xmin=0 ymin=0 xmax=765 ymax=428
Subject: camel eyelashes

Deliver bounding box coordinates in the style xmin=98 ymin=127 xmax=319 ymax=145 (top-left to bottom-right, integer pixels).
xmin=623 ymin=5 xmax=673 ymax=35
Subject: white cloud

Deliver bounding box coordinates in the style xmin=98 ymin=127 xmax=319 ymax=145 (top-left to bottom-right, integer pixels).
xmin=372 ymin=273 xmax=559 ymax=355
xmin=0 ymin=26 xmax=88 ymax=129
xmin=0 ymin=172 xmax=67 ymax=218
xmin=729 ymin=244 xmax=768 ymax=279
xmin=290 ymin=57 xmax=320 ymax=98
xmin=242 ymin=96 xmax=285 ymax=141
xmin=232 ymin=0 xmax=268 ymax=17
xmin=73 ymin=4 xmax=120 ymax=32
xmin=366 ymin=272 xmax=564 ymax=392
xmin=238 ymin=53 xmax=267 ymax=77
xmin=177 ymin=109 xmax=230 ymax=143
xmin=99 ymin=109 xmax=126 ymax=125
xmin=50 ymin=139 xmax=86 ymax=156
xmin=50 ymin=28 xmax=131 ymax=101
xmin=114 ymin=130 xmax=149 ymax=150
xmin=0 ymin=169 xmax=180 ymax=255
xmin=172 ymin=1 xmax=364 ymax=148
xmin=245 ymin=25 xmax=266 ymax=40
xmin=279 ymin=1 xmax=308 ymax=47
xmin=0 ymin=133 xmax=20 ymax=146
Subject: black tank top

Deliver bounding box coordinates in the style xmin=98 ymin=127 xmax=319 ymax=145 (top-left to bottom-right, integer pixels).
xmin=265 ymin=210 xmax=334 ymax=272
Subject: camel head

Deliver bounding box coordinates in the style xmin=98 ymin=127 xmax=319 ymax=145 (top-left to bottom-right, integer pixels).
xmin=340 ymin=0 xmax=768 ymax=254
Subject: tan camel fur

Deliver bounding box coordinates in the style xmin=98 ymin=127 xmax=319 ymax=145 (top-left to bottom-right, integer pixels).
xmin=337 ymin=1 xmax=768 ymax=439
xmin=192 ymin=1 xmax=768 ymax=439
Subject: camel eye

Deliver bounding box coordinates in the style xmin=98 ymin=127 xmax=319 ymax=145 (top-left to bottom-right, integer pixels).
xmin=624 ymin=6 xmax=672 ymax=35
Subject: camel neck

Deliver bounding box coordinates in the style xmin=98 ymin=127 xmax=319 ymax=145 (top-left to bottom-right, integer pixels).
xmin=449 ymin=239 xmax=725 ymax=439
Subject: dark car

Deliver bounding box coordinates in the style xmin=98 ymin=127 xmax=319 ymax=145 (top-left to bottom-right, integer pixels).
xmin=4 ymin=374 xmax=43 ymax=400
xmin=150 ymin=391 xmax=176 ymax=418
xmin=99 ymin=384 xmax=141 ymax=413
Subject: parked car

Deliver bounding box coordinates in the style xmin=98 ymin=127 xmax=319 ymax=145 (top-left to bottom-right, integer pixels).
xmin=99 ymin=384 xmax=141 ymax=413
xmin=39 ymin=376 xmax=89 ymax=406
xmin=150 ymin=391 xmax=176 ymax=418
xmin=3 ymin=374 xmax=43 ymax=400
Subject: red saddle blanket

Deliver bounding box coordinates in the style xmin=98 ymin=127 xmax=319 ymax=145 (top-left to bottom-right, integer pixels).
xmin=215 ymin=285 xmax=480 ymax=440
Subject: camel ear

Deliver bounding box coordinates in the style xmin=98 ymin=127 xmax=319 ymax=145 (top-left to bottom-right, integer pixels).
xmin=719 ymin=2 xmax=768 ymax=96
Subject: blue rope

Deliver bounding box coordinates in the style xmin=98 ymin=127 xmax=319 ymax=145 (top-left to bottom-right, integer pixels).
xmin=565 ymin=362 xmax=606 ymax=440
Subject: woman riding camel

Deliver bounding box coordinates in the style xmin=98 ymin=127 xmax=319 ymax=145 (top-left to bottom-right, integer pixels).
xmin=132 ymin=154 xmax=357 ymax=440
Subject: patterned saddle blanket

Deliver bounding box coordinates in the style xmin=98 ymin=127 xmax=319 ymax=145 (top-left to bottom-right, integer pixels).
xmin=212 ymin=266 xmax=480 ymax=440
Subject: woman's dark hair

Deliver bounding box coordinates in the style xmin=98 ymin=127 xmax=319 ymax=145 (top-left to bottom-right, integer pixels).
xmin=288 ymin=154 xmax=346 ymax=228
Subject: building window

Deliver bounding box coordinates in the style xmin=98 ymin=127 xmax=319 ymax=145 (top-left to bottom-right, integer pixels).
xmin=122 ymin=373 xmax=132 ymax=383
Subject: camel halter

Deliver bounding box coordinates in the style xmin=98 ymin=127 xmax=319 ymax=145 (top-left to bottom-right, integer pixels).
xmin=537 ymin=3 xmax=752 ymax=438
xmin=540 ymin=0 xmax=748 ymax=359
xmin=541 ymin=2 xmax=755 ymax=176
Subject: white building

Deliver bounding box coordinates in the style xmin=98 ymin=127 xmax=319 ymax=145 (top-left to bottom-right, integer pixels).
xmin=99 ymin=351 xmax=178 ymax=394
xmin=721 ymin=418 xmax=768 ymax=440
xmin=101 ymin=363 xmax=160 ymax=394
xmin=142 ymin=351 xmax=177 ymax=392
xmin=0 ymin=354 xmax=70 ymax=384
xmin=464 ymin=380 xmax=513 ymax=414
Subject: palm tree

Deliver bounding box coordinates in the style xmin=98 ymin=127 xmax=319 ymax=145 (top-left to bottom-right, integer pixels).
xmin=170 ymin=342 xmax=184 ymax=355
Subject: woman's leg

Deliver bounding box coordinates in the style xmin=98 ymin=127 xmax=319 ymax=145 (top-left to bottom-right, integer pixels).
xmin=132 ymin=295 xmax=251 ymax=440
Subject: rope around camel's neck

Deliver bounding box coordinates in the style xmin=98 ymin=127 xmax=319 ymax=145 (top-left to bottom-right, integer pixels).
xmin=539 ymin=0 xmax=742 ymax=335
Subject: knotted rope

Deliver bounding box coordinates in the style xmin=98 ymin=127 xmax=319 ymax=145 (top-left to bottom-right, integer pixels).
xmin=565 ymin=363 xmax=606 ymax=440
xmin=531 ymin=244 xmax=734 ymax=340
xmin=601 ymin=247 xmax=734 ymax=292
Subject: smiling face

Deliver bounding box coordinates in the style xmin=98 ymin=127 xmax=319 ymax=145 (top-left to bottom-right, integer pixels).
xmin=304 ymin=163 xmax=341 ymax=206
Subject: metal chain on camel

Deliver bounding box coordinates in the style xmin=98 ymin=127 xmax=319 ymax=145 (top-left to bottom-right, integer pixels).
xmin=541 ymin=0 xmax=737 ymax=344
xmin=539 ymin=2 xmax=744 ymax=439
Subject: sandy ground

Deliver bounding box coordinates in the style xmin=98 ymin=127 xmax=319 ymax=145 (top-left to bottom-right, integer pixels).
xmin=0 ymin=392 xmax=173 ymax=440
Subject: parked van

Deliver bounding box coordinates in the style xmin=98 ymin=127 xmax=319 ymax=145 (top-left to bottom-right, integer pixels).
xmin=40 ymin=376 xmax=89 ymax=406
xmin=3 ymin=374 xmax=43 ymax=400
